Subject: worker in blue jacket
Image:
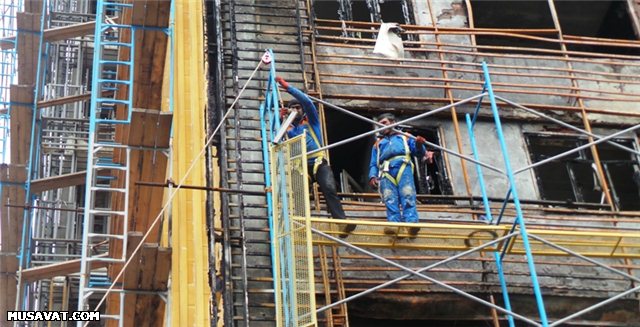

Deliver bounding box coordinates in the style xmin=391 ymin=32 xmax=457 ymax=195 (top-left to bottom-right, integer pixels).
xmin=276 ymin=76 xmax=355 ymax=237
xmin=369 ymin=113 xmax=426 ymax=237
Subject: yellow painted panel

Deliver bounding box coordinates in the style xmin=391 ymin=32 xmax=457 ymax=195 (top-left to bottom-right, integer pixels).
xmin=161 ymin=0 xmax=211 ymax=326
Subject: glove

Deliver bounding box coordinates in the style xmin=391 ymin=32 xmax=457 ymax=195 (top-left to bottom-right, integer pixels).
xmin=279 ymin=108 xmax=288 ymax=118
xmin=275 ymin=76 xmax=289 ymax=89
xmin=369 ymin=177 xmax=379 ymax=189
xmin=415 ymin=136 xmax=426 ymax=145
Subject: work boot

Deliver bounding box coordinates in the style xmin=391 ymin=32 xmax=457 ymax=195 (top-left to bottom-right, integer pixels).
xmin=383 ymin=227 xmax=397 ymax=236
xmin=338 ymin=223 xmax=356 ymax=239
xmin=408 ymin=226 xmax=420 ymax=239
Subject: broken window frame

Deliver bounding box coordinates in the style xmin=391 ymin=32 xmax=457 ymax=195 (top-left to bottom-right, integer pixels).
xmin=524 ymin=132 xmax=640 ymax=210
xmin=468 ymin=0 xmax=640 ymax=56
xmin=312 ymin=0 xmax=416 ymax=39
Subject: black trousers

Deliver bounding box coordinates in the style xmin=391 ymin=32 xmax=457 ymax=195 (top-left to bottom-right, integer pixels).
xmin=309 ymin=160 xmax=346 ymax=220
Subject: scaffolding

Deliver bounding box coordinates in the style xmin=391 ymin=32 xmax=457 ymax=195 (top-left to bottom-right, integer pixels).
xmin=0 ymin=0 xmax=174 ymax=325
xmin=262 ymin=55 xmax=640 ymax=326
xmin=0 ymin=0 xmax=20 ymax=164
xmin=76 ymin=0 xmax=135 ymax=323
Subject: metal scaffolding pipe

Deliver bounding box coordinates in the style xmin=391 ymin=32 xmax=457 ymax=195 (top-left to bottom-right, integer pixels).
xmin=306 ymin=93 xmax=506 ymax=175
xmin=308 ymin=226 xmax=540 ymax=326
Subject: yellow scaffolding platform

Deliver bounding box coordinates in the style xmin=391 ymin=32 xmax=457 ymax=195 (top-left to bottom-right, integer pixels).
xmin=306 ymin=218 xmax=640 ymax=259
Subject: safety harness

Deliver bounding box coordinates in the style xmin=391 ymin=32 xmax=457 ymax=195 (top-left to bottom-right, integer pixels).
xmin=304 ymin=120 xmax=326 ymax=175
xmin=376 ymin=134 xmax=413 ymax=186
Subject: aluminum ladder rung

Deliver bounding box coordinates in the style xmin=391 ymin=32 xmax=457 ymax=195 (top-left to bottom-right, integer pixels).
xmin=102 ymin=23 xmax=132 ymax=29
xmin=96 ymin=98 xmax=129 ymax=105
xmin=95 ymin=118 xmax=131 ymax=124
xmin=94 ymin=142 xmax=128 ymax=149
xmin=87 ymin=233 xmax=125 ymax=240
xmin=91 ymin=186 xmax=127 ymax=193
xmin=103 ymin=2 xmax=133 ymax=7
xmin=101 ymin=41 xmax=132 ymax=47
xmin=88 ymin=209 xmax=126 ymax=216
xmin=93 ymin=164 xmax=128 ymax=170
xmin=97 ymin=78 xmax=130 ymax=85
xmin=99 ymin=60 xmax=132 ymax=66
xmin=84 ymin=288 xmax=124 ymax=294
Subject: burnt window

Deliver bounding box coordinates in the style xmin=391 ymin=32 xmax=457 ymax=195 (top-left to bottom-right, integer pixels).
xmin=408 ymin=126 xmax=454 ymax=200
xmin=470 ymin=0 xmax=639 ymax=55
xmin=526 ymin=134 xmax=640 ymax=210
xmin=312 ymin=0 xmax=415 ymax=38
xmin=325 ymin=108 xmax=452 ymax=198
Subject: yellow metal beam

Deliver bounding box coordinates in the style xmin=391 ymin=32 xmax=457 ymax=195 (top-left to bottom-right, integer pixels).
xmin=163 ymin=0 xmax=211 ymax=326
xmin=306 ymin=217 xmax=640 ymax=258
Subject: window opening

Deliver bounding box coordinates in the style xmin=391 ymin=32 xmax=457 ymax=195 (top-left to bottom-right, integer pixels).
xmin=325 ymin=110 xmax=452 ymax=200
xmin=469 ymin=0 xmax=639 ymax=55
xmin=313 ymin=0 xmax=414 ymax=39
xmin=405 ymin=126 xmax=453 ymax=200
xmin=525 ymin=134 xmax=640 ymax=210
xmin=313 ymin=0 xmax=343 ymax=36
xmin=470 ymin=0 xmax=559 ymax=54
xmin=554 ymin=0 xmax=639 ymax=55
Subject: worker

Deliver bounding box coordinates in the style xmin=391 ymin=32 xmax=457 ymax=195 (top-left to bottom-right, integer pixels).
xmin=275 ymin=76 xmax=355 ymax=237
xmin=368 ymin=113 xmax=426 ymax=237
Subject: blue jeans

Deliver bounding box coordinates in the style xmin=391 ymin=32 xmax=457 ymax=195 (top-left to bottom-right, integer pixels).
xmin=379 ymin=168 xmax=418 ymax=223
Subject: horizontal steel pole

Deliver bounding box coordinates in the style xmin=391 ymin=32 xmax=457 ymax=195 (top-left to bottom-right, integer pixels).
xmin=528 ymin=234 xmax=640 ymax=283
xmin=308 ymin=225 xmax=540 ymax=326
xmin=495 ymin=95 xmax=640 ymax=156
xmin=549 ymin=284 xmax=640 ymax=327
xmin=514 ymin=123 xmax=640 ymax=175
xmin=306 ymin=93 xmax=505 ymax=175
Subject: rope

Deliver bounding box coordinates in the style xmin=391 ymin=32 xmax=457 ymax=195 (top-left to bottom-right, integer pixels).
xmin=86 ymin=59 xmax=264 ymax=324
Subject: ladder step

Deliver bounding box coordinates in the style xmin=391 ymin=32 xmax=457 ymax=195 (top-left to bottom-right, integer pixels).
xmin=103 ymin=2 xmax=133 ymax=7
xmin=99 ymin=60 xmax=132 ymax=66
xmin=84 ymin=287 xmax=125 ymax=294
xmin=88 ymin=209 xmax=126 ymax=216
xmin=101 ymin=41 xmax=132 ymax=47
xmin=96 ymin=98 xmax=129 ymax=104
xmin=96 ymin=118 xmax=131 ymax=124
xmin=97 ymin=78 xmax=130 ymax=85
xmin=94 ymin=164 xmax=128 ymax=171
xmin=87 ymin=233 xmax=125 ymax=239
xmin=94 ymin=142 xmax=128 ymax=149
xmin=100 ymin=315 xmax=121 ymax=320
xmin=103 ymin=23 xmax=132 ymax=29
xmin=91 ymin=186 xmax=127 ymax=193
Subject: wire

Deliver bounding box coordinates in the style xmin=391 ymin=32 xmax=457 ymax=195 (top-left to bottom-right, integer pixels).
xmin=86 ymin=59 xmax=264 ymax=324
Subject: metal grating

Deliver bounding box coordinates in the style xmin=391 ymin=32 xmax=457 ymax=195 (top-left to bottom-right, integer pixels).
xmin=271 ymin=134 xmax=317 ymax=327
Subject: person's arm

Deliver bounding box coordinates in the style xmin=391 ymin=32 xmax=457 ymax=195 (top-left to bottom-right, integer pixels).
xmin=409 ymin=135 xmax=426 ymax=158
xmin=275 ymin=77 xmax=319 ymax=126
xmin=368 ymin=143 xmax=380 ymax=188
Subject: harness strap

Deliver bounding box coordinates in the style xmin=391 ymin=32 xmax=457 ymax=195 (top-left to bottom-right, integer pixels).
xmin=307 ymin=126 xmax=326 ymax=174
xmin=377 ymin=135 xmax=413 ymax=185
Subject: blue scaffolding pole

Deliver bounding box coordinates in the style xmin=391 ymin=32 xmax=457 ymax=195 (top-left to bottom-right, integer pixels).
xmin=258 ymin=49 xmax=290 ymax=325
xmin=0 ymin=0 xmax=20 ymax=164
xmin=15 ymin=0 xmax=47 ymax=311
xmin=466 ymin=62 xmax=549 ymax=327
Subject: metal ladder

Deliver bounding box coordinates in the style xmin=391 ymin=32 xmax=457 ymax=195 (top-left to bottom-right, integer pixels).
xmin=77 ymin=0 xmax=134 ymax=324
